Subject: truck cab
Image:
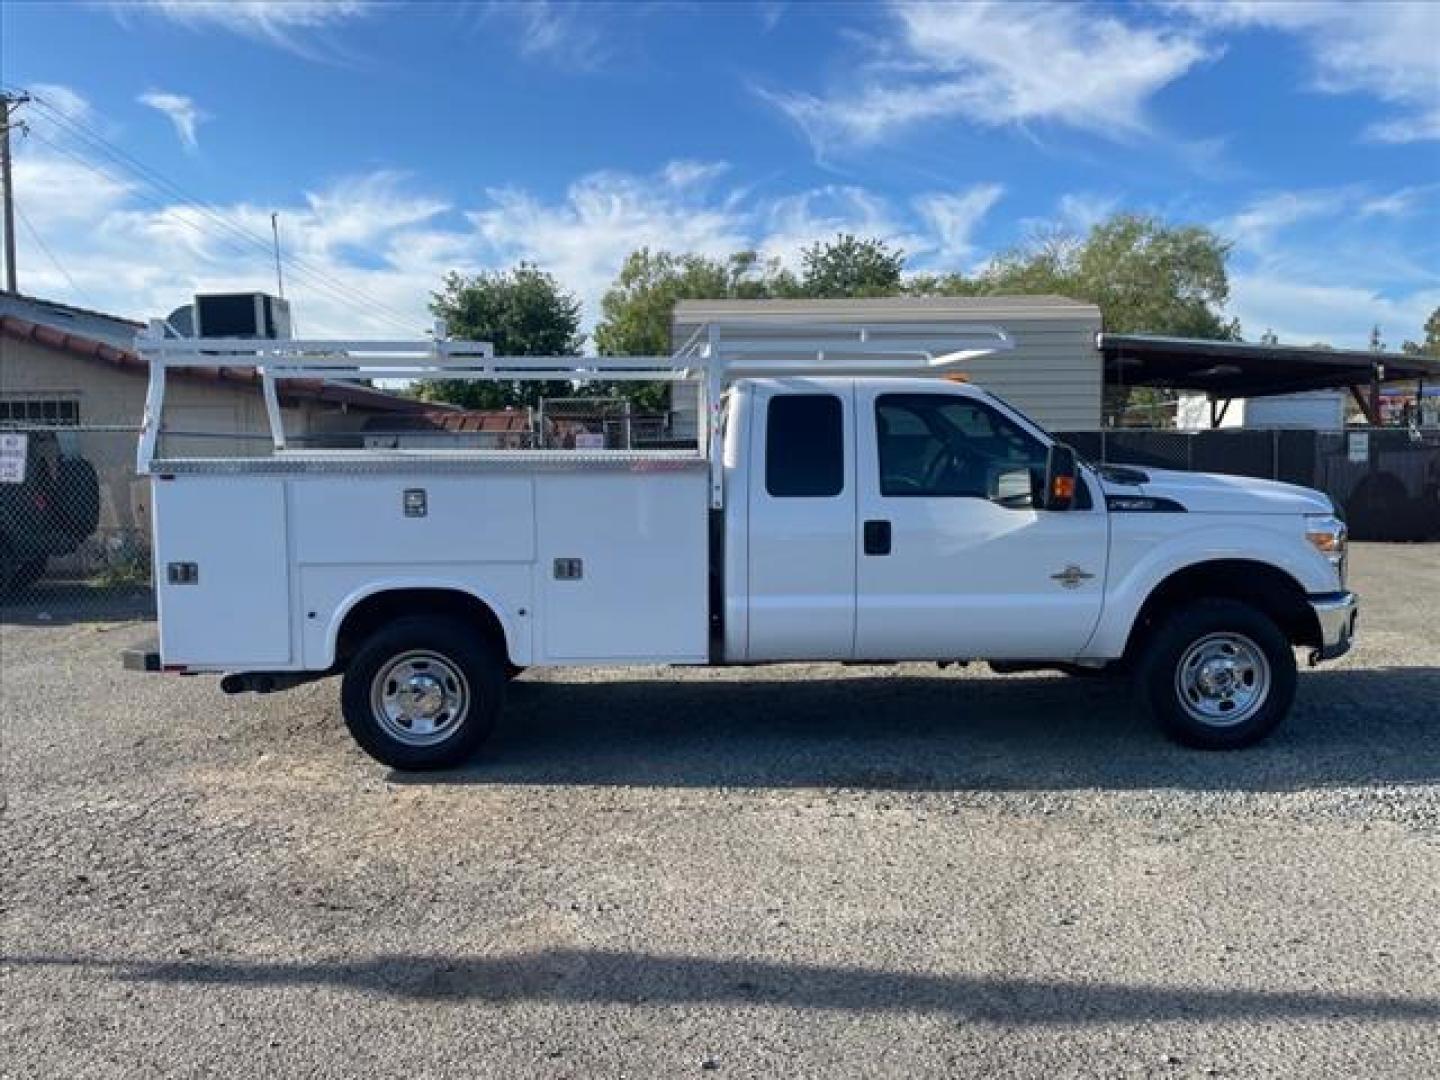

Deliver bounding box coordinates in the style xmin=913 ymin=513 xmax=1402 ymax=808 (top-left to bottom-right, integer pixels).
xmin=725 ymin=377 xmax=1110 ymax=664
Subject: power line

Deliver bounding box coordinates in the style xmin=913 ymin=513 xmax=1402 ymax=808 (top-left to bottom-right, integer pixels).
xmin=25 ymin=92 xmax=418 ymax=326
xmin=24 ymin=127 xmax=283 ymax=265
xmin=30 ymin=110 xmax=419 ymax=335
xmin=21 ymin=91 xmax=423 ymax=333
xmin=15 ymin=202 xmax=97 ymax=307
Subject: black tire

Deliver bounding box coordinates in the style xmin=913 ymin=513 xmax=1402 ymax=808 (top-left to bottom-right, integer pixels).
xmin=14 ymin=559 xmax=46 ymax=590
xmin=0 ymin=537 xmax=26 ymax=599
xmin=1138 ymin=599 xmax=1296 ymax=750
xmin=340 ymin=615 xmax=504 ymax=770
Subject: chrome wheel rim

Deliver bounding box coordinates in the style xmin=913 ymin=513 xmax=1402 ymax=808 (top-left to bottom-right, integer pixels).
xmin=1175 ymin=632 xmax=1271 ymax=727
xmin=370 ymin=651 xmax=469 ymax=747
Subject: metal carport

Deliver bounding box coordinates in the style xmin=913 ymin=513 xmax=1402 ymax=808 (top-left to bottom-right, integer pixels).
xmin=1099 ymin=333 xmax=1440 ymax=427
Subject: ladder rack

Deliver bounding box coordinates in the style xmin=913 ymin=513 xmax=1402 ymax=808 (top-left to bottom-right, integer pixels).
xmin=135 ymin=318 xmax=1014 ymax=508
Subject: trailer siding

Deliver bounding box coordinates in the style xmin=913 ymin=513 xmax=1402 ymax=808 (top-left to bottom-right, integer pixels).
xmin=674 ymin=296 xmax=1103 ymax=431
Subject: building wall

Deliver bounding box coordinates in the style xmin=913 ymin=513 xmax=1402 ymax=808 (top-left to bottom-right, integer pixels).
xmin=1176 ymin=390 xmax=1349 ymax=431
xmin=672 ymin=296 xmax=1104 ymax=431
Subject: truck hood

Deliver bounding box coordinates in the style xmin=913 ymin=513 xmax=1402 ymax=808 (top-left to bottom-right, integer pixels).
xmin=1097 ymin=465 xmax=1333 ymax=515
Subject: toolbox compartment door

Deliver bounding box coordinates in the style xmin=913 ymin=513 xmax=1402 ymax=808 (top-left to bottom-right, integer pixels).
xmin=154 ymin=477 xmax=292 ymax=667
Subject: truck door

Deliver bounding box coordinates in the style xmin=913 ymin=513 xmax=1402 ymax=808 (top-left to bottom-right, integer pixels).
xmin=853 ymin=386 xmax=1108 ymax=660
xmin=746 ymin=381 xmax=857 ymax=661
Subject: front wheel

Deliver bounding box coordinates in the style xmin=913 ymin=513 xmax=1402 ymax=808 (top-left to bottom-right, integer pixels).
xmin=1138 ymin=599 xmax=1297 ymax=750
xmin=340 ymin=616 xmax=504 ymax=770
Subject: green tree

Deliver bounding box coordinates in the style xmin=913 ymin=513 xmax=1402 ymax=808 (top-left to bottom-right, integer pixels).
xmin=418 ymin=264 xmax=583 ymax=410
xmin=976 ymin=214 xmax=1239 ymax=339
xmin=593 ymin=248 xmax=798 ymax=411
xmin=1401 ymin=306 xmax=1440 ymax=356
xmin=591 ymin=234 xmax=913 ymax=358
xmin=966 ymin=214 xmax=1239 ymax=424
xmin=593 ymin=215 xmax=1241 ymax=425
xmin=593 ymin=249 xmax=791 ymax=358
xmin=798 ymin=234 xmax=905 ymax=298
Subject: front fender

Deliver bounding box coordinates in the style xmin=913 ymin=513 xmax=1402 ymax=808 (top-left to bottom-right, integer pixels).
xmin=1082 ymin=516 xmax=1335 ymax=659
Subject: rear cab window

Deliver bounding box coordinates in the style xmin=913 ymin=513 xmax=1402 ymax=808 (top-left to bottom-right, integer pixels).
xmin=766 ymin=394 xmax=844 ymax=498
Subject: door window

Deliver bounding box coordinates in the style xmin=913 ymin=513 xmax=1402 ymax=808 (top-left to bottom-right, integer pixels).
xmin=766 ymin=394 xmax=844 ymax=497
xmin=875 ymin=393 xmax=1046 ymax=507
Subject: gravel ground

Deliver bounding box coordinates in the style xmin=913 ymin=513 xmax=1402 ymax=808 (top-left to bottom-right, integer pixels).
xmin=2 ymin=544 xmax=1437 ymax=1079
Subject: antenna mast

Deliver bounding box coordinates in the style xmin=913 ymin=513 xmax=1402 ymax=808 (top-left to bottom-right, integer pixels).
xmin=270 ymin=212 xmax=285 ymax=298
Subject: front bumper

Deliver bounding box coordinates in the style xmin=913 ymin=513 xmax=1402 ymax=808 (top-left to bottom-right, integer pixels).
xmin=1308 ymin=591 xmax=1358 ymax=664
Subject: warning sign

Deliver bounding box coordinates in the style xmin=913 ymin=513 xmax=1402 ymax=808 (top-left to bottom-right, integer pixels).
xmin=0 ymin=432 xmax=27 ymax=484
xmin=1347 ymin=431 xmax=1369 ymax=464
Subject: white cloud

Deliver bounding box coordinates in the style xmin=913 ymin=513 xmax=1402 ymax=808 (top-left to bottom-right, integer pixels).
xmin=11 ymin=124 xmax=1433 ymax=354
xmin=1359 ymin=184 xmax=1440 ymax=220
xmin=912 ymin=184 xmax=1005 ymax=269
xmin=301 ymin=171 xmax=451 ymax=253
xmin=8 ymin=142 xmax=971 ymax=340
xmin=1219 ymin=189 xmax=1352 ymax=253
xmin=661 ymin=160 xmax=731 ymax=190
xmin=11 ymin=155 xmax=135 ymax=229
xmin=486 ymin=0 xmax=608 ymax=68
xmin=764 ymin=0 xmax=1213 ymax=154
xmin=26 ymin=83 xmax=93 ymax=124
xmin=11 ymin=133 xmax=460 ymax=334
xmin=1172 ymin=1 xmax=1440 ymax=143
xmin=1228 ymin=274 xmax=1440 ymax=350
xmin=1213 ymin=182 xmax=1440 ymax=346
xmin=1017 ymin=192 xmax=1123 ymax=241
xmin=1054 ymin=193 xmax=1121 ymax=235
xmin=758 ymin=186 xmax=914 ymax=269
xmin=138 ymin=91 xmax=208 ymax=151
xmin=467 ymin=167 xmax=752 ymax=323
xmin=114 ymin=1 xmax=370 ymax=56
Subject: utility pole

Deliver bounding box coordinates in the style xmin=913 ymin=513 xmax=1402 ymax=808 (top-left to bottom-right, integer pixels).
xmin=1 ymin=91 xmax=30 ymax=295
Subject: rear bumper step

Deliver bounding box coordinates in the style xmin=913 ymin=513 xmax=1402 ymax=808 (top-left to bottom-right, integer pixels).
xmin=121 ymin=640 xmax=162 ymax=672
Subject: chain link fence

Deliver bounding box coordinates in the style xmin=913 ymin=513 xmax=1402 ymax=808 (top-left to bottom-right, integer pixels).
xmin=1 ymin=425 xmax=155 ymax=618
xmin=1057 ymin=426 xmax=1440 ymax=542
xmin=536 ymin=397 xmax=696 ymax=450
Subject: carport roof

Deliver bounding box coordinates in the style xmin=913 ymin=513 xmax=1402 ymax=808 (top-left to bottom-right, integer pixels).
xmin=1099 ymin=333 xmax=1440 ymax=400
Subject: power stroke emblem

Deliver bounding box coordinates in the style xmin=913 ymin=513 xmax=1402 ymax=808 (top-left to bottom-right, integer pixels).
xmin=1051 ymin=565 xmax=1095 ymax=589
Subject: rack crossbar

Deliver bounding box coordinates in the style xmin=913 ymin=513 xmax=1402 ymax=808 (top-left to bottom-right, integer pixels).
xmin=134 ymin=317 xmax=1016 ymax=512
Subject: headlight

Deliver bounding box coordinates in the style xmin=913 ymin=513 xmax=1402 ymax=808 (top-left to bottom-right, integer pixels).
xmin=1306 ymin=514 xmax=1347 ymax=582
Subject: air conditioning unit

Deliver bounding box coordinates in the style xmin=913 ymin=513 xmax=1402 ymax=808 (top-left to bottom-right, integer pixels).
xmin=192 ymin=292 xmax=292 ymax=340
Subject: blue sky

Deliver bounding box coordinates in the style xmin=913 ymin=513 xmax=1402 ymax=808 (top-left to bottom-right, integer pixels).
xmin=4 ymin=1 xmax=1437 ymax=346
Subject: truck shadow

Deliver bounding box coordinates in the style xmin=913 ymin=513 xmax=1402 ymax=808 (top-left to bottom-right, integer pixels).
xmin=401 ymin=666 xmax=1440 ymax=792
xmin=0 ymin=584 xmax=154 ymax=627
xmin=8 ymin=949 xmax=1438 ymax=1023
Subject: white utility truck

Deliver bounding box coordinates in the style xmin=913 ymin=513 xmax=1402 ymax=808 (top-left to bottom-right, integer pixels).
xmin=123 ymin=321 xmax=1358 ymax=769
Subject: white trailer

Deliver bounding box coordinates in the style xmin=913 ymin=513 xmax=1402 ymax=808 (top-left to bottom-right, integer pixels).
xmin=125 ymin=321 xmax=1358 ymax=769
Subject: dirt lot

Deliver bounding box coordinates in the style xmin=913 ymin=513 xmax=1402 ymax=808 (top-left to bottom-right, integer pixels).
xmin=2 ymin=544 xmax=1437 ymax=1079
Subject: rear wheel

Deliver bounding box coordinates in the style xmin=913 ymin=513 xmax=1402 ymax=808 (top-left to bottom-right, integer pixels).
xmin=340 ymin=615 xmax=504 ymax=770
xmin=1138 ymin=599 xmax=1296 ymax=749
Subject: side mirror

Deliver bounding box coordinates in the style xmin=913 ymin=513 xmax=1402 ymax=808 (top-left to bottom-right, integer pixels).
xmin=1043 ymin=444 xmax=1078 ymax=511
